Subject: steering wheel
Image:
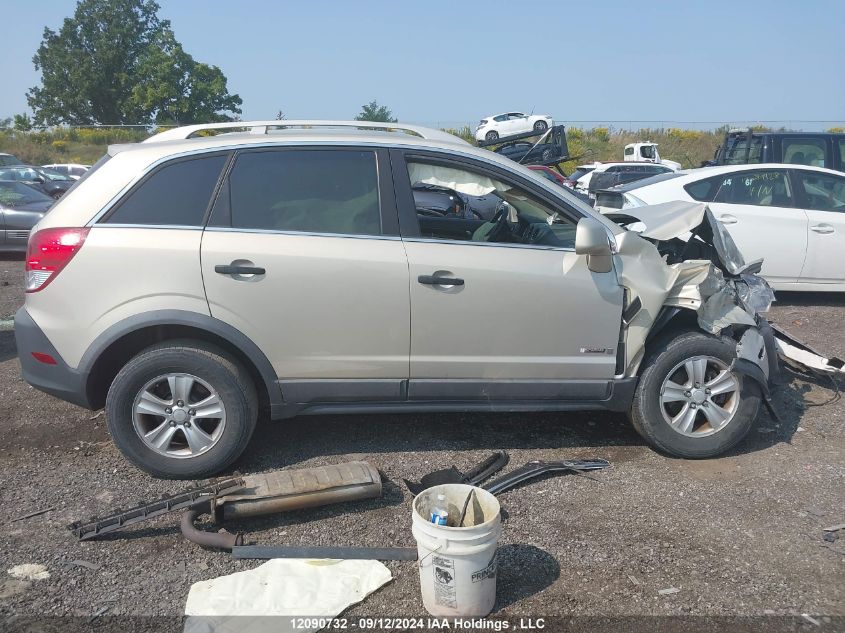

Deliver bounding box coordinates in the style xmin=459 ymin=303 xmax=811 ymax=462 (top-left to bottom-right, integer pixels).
xmin=492 ymin=200 xmax=518 ymax=227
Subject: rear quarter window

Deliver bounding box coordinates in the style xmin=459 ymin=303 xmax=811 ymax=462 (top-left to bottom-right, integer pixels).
xmin=103 ymin=154 xmax=228 ymax=226
xmin=684 ymin=176 xmax=721 ymax=201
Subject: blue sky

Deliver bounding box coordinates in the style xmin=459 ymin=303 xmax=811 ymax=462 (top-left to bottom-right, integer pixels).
xmin=1 ymin=0 xmax=843 ymax=129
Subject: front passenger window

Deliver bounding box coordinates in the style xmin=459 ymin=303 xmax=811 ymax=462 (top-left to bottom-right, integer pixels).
xmin=407 ymin=161 xmax=577 ymax=248
xmin=796 ymin=171 xmax=845 ymax=212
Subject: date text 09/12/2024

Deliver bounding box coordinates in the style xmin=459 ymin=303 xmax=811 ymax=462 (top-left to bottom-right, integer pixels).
xmin=289 ymin=617 xmax=547 ymax=630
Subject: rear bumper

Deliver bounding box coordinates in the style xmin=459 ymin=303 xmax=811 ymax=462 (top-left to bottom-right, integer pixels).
xmin=14 ymin=307 xmax=94 ymax=409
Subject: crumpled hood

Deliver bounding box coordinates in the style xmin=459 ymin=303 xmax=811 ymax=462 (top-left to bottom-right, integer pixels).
xmin=609 ymin=200 xmax=707 ymax=241
xmin=607 ymin=200 xmax=761 ymax=276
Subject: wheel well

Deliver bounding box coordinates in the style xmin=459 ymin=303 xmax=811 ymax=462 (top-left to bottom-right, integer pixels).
xmin=85 ymin=324 xmax=271 ymax=414
xmin=636 ymin=308 xmax=700 ymax=373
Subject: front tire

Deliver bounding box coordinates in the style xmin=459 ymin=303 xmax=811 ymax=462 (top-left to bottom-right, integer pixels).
xmin=533 ymin=120 xmax=549 ymax=133
xmin=106 ymin=341 xmax=258 ymax=479
xmin=630 ymin=330 xmax=760 ymax=458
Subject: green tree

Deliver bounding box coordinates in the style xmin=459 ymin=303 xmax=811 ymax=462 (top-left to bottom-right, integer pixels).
xmin=354 ymin=100 xmax=397 ymax=123
xmin=13 ymin=113 xmax=33 ymax=131
xmin=27 ymin=0 xmax=241 ymax=125
xmin=128 ymin=29 xmax=242 ymax=124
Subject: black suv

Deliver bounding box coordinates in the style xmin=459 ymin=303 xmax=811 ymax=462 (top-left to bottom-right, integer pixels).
xmin=705 ymin=129 xmax=845 ymax=172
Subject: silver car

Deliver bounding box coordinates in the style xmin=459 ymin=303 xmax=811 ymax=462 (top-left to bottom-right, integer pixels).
xmin=14 ymin=121 xmax=777 ymax=478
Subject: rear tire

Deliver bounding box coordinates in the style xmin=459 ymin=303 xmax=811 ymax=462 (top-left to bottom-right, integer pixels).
xmin=630 ymin=330 xmax=760 ymax=458
xmin=106 ymin=340 xmax=258 ymax=479
xmin=485 ymin=130 xmax=499 ymax=142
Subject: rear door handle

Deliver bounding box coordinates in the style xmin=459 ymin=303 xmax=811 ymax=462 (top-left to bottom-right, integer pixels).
xmin=810 ymin=224 xmax=834 ymax=234
xmin=718 ymin=214 xmax=738 ymax=225
xmin=215 ymin=264 xmax=266 ymax=275
xmin=418 ymin=274 xmax=464 ymax=286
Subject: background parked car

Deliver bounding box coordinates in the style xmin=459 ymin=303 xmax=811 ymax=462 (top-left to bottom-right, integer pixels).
xmin=571 ymin=161 xmax=678 ymax=197
xmin=0 ymin=153 xmax=22 ymax=167
xmin=527 ymin=165 xmax=594 ymax=206
xmin=43 ymin=163 xmax=91 ymax=180
xmin=475 ymin=112 xmax=554 ymax=142
xmin=595 ymin=163 xmax=845 ymax=291
xmin=493 ymin=141 xmax=568 ymax=163
xmin=0 ymin=165 xmax=74 ymax=198
xmin=0 ymin=180 xmax=52 ymax=251
xmin=587 ymin=163 xmax=677 ymax=199
xmin=527 ymin=165 xmax=566 ymax=186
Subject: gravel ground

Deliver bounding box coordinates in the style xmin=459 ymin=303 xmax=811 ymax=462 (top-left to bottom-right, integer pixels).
xmin=0 ymin=257 xmax=843 ymax=628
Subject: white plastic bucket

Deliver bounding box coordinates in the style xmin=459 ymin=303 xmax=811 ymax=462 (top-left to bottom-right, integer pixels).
xmin=411 ymin=484 xmax=502 ymax=617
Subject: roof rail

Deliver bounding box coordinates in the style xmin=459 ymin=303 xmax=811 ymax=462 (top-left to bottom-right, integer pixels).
xmin=143 ymin=120 xmax=467 ymax=145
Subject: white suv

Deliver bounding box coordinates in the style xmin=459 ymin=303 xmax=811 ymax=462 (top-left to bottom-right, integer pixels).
xmin=15 ymin=121 xmax=777 ymax=478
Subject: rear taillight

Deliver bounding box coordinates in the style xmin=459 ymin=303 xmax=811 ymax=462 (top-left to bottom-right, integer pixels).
xmin=25 ymin=227 xmax=90 ymax=292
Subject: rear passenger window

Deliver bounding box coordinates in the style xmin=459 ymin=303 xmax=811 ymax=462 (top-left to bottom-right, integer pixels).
xmin=105 ymin=154 xmax=227 ymax=226
xmin=713 ymin=170 xmax=793 ymax=207
xmin=783 ymin=138 xmax=826 ymax=167
xmin=227 ymin=150 xmax=381 ymax=235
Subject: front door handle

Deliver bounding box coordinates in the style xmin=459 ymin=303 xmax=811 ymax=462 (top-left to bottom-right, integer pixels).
xmin=810 ymin=224 xmax=834 ymax=234
xmin=718 ymin=214 xmax=738 ymax=225
xmin=418 ymin=274 xmax=464 ymax=286
xmin=215 ymin=264 xmax=266 ymax=275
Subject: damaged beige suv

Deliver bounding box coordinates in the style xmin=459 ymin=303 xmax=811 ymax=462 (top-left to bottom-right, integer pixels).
xmin=15 ymin=121 xmax=778 ymax=478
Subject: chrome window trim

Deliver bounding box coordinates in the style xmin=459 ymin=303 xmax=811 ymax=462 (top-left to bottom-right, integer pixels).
xmin=203 ymin=226 xmax=401 ymax=241
xmin=401 ymin=236 xmax=575 ymax=252
xmin=91 ymin=224 xmax=203 ymax=231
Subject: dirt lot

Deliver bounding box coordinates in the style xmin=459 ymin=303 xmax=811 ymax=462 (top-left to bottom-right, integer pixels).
xmin=0 ymin=256 xmax=843 ymax=629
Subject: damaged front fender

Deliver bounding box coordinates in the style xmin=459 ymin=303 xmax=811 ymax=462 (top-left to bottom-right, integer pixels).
xmin=610 ymin=200 xmax=839 ymax=389
xmin=610 ymin=201 xmax=776 ymax=384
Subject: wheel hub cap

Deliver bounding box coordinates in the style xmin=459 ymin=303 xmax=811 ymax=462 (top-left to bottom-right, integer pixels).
xmin=131 ymin=372 xmax=226 ymax=459
xmin=659 ymin=355 xmax=740 ymax=438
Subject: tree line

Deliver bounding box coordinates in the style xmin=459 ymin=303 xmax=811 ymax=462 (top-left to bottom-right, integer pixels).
xmin=13 ymin=0 xmax=398 ymax=128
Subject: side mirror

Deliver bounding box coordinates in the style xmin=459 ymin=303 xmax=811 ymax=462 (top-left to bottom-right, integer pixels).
xmin=575 ymin=217 xmax=613 ymax=273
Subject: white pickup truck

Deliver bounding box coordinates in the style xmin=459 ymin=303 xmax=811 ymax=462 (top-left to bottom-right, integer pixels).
xmin=624 ymin=142 xmax=682 ymax=170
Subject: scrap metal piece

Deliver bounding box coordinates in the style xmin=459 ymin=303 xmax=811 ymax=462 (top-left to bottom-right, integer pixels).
xmin=231 ymin=545 xmax=418 ymax=561
xmin=217 ymin=461 xmax=382 ymax=520
xmin=181 ymin=509 xmax=244 ymax=550
xmin=67 ymin=478 xmax=245 ymax=540
xmin=482 ymin=459 xmax=610 ymax=495
xmin=404 ymin=451 xmax=509 ymax=495
xmin=771 ymin=323 xmax=845 ymax=376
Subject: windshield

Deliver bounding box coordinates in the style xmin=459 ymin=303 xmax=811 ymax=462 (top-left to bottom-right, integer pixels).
xmin=38 ymin=167 xmax=72 ymax=181
xmin=0 ymin=181 xmax=53 ymax=206
xmin=722 ymin=134 xmax=763 ymax=165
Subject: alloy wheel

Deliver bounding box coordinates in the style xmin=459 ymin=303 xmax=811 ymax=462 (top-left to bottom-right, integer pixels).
xmin=132 ymin=373 xmax=226 ymax=458
xmin=659 ymin=356 xmax=740 ymax=437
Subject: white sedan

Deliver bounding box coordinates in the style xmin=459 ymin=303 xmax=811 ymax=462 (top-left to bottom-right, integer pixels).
xmin=596 ymin=163 xmax=845 ymax=292
xmin=475 ymin=112 xmax=554 ymax=142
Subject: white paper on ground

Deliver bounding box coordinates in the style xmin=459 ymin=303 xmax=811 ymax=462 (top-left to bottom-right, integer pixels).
xmin=183 ymin=559 xmax=392 ymax=633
